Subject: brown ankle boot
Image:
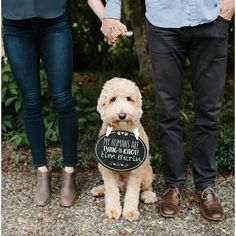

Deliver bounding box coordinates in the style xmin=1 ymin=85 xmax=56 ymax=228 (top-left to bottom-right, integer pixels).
xmin=34 ymin=169 xmax=51 ymax=206
xmin=59 ymin=169 xmax=77 ymax=207
xmin=159 ymin=187 xmax=182 ymax=217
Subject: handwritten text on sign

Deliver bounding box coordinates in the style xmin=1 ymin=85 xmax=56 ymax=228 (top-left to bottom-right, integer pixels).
xmin=95 ymin=131 xmax=147 ymax=171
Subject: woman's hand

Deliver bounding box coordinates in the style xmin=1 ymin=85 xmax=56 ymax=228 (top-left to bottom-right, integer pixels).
xmin=220 ymin=0 xmax=235 ymax=21
xmin=1 ymin=37 xmax=6 ymax=58
xmin=101 ymin=19 xmax=127 ymax=45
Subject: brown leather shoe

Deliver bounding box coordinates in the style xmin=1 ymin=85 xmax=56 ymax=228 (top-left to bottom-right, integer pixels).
xmin=159 ymin=187 xmax=182 ymax=217
xmin=195 ymin=187 xmax=224 ymax=221
xmin=59 ymin=169 xmax=77 ymax=207
xmin=34 ymin=169 xmax=51 ymax=206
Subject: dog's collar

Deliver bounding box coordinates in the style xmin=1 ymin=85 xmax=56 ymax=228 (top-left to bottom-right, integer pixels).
xmin=106 ymin=126 xmax=113 ymax=136
xmin=133 ymin=128 xmax=139 ymax=140
xmin=105 ymin=126 xmax=139 ymax=140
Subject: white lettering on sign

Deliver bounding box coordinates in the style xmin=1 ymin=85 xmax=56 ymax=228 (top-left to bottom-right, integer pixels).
xmin=131 ymin=141 xmax=139 ymax=149
xmin=122 ymin=148 xmax=139 ymax=155
xmin=103 ymin=146 xmax=118 ymax=153
xmin=103 ymin=138 xmax=110 ymax=146
xmin=110 ymin=138 xmax=130 ymax=148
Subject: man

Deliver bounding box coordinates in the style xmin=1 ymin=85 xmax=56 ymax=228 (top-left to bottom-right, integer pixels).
xmin=101 ymin=0 xmax=234 ymax=221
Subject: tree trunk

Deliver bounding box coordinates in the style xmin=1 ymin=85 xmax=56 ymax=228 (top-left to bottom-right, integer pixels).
xmin=124 ymin=0 xmax=151 ymax=83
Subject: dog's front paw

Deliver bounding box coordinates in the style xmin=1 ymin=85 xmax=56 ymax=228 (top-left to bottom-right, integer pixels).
xmin=91 ymin=185 xmax=105 ymax=197
xmin=106 ymin=206 xmax=122 ymax=220
xmin=141 ymin=190 xmax=158 ymax=203
xmin=122 ymin=209 xmax=140 ymax=222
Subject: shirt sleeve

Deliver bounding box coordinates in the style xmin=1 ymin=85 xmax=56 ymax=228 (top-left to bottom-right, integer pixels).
xmin=103 ymin=0 xmax=122 ymax=20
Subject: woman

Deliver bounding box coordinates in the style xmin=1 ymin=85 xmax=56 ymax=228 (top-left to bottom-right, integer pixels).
xmin=2 ymin=0 xmax=126 ymax=207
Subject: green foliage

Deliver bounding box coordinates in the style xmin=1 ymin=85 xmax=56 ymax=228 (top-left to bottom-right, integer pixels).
xmin=2 ymin=59 xmax=234 ymax=172
xmin=2 ymin=63 xmax=26 ymax=149
xmin=150 ymin=145 xmax=164 ymax=172
xmin=105 ymin=37 xmax=138 ymax=75
xmin=215 ymin=124 xmax=234 ymax=172
xmin=67 ymin=0 xmax=105 ymax=71
xmin=13 ymin=154 xmax=26 ymax=167
xmin=50 ymin=155 xmax=64 ymax=169
xmin=67 ymin=0 xmax=139 ymax=74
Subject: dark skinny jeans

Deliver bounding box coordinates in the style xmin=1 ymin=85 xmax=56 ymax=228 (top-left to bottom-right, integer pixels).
xmin=3 ymin=13 xmax=78 ymax=167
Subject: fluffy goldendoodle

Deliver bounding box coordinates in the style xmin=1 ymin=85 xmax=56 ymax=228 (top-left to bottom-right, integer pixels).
xmin=91 ymin=77 xmax=157 ymax=222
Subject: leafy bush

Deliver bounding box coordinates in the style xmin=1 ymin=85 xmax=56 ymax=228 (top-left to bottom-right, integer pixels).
xmin=2 ymin=63 xmax=26 ymax=148
xmin=2 ymin=61 xmax=234 ymax=172
xmin=215 ymin=124 xmax=234 ymax=172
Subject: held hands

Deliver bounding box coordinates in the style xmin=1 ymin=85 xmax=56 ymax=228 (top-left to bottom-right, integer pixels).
xmin=220 ymin=0 xmax=235 ymax=20
xmin=101 ymin=19 xmax=127 ymax=45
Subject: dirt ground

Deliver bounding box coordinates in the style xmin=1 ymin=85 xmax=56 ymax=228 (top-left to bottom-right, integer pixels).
xmin=1 ymin=143 xmax=235 ymax=236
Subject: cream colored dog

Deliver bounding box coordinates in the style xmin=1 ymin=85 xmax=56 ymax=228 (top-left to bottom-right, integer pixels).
xmin=91 ymin=78 xmax=157 ymax=222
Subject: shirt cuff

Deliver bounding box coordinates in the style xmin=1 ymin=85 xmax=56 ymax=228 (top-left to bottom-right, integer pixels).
xmin=103 ymin=1 xmax=121 ymax=20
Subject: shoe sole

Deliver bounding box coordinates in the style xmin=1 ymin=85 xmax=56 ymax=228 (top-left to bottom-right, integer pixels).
xmin=200 ymin=208 xmax=224 ymax=222
xmin=59 ymin=198 xmax=77 ymax=207
xmin=34 ymin=199 xmax=50 ymax=207
xmin=158 ymin=205 xmax=180 ymax=218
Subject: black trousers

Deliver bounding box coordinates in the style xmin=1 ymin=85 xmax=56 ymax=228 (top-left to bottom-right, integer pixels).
xmin=147 ymin=16 xmax=229 ymax=190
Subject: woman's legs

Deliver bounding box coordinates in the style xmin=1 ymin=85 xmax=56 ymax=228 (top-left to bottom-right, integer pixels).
xmin=3 ymin=20 xmax=47 ymax=168
xmin=3 ymin=15 xmax=78 ymax=206
xmin=39 ymin=15 xmax=78 ymax=170
xmin=38 ymin=14 xmax=78 ymax=206
xmin=3 ymin=19 xmax=50 ymax=206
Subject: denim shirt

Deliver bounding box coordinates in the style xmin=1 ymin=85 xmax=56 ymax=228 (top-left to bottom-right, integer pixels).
xmin=104 ymin=0 xmax=221 ymax=28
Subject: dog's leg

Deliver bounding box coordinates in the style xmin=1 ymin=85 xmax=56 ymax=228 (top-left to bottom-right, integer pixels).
xmin=140 ymin=164 xmax=157 ymax=203
xmin=122 ymin=175 xmax=142 ymax=222
xmin=140 ymin=187 xmax=158 ymax=203
xmin=91 ymin=185 xmax=105 ymax=197
xmin=102 ymin=171 xmax=122 ymax=220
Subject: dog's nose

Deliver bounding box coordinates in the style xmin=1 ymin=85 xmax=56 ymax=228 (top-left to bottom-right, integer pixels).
xmin=118 ymin=113 xmax=126 ymax=120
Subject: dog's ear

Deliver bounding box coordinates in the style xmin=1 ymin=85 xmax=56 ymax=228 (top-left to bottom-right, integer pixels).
xmin=97 ymin=92 xmax=106 ymax=115
xmin=136 ymin=87 xmax=143 ymax=118
xmin=136 ymin=87 xmax=142 ymax=108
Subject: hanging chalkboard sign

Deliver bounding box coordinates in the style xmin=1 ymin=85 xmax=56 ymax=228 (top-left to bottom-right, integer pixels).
xmin=95 ymin=130 xmax=147 ymax=172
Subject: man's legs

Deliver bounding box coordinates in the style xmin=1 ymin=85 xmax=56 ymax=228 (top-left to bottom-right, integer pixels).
xmin=147 ymin=21 xmax=188 ymax=187
xmin=188 ymin=17 xmax=229 ymax=221
xmin=189 ymin=18 xmax=229 ymax=190
xmin=146 ymin=21 xmax=188 ymax=217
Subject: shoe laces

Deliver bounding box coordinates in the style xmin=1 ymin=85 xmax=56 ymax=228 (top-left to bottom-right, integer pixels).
xmin=201 ymin=187 xmax=220 ymax=202
xmin=163 ymin=187 xmax=182 ymax=200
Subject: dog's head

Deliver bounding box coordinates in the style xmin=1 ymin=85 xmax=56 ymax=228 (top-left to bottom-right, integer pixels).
xmin=97 ymin=77 xmax=143 ymax=125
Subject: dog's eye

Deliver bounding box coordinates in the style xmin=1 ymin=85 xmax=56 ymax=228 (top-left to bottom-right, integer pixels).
xmin=110 ymin=97 xmax=116 ymax=102
xmin=127 ymin=97 xmax=132 ymax=101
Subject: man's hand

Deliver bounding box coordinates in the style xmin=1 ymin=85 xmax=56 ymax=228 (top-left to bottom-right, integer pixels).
xmin=220 ymin=0 xmax=235 ymax=21
xmin=101 ymin=19 xmax=127 ymax=45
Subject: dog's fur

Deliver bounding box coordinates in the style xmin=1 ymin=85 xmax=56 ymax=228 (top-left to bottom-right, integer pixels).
xmin=91 ymin=78 xmax=157 ymax=222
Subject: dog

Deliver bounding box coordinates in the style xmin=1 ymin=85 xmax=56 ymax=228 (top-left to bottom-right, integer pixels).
xmin=91 ymin=78 xmax=157 ymax=222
